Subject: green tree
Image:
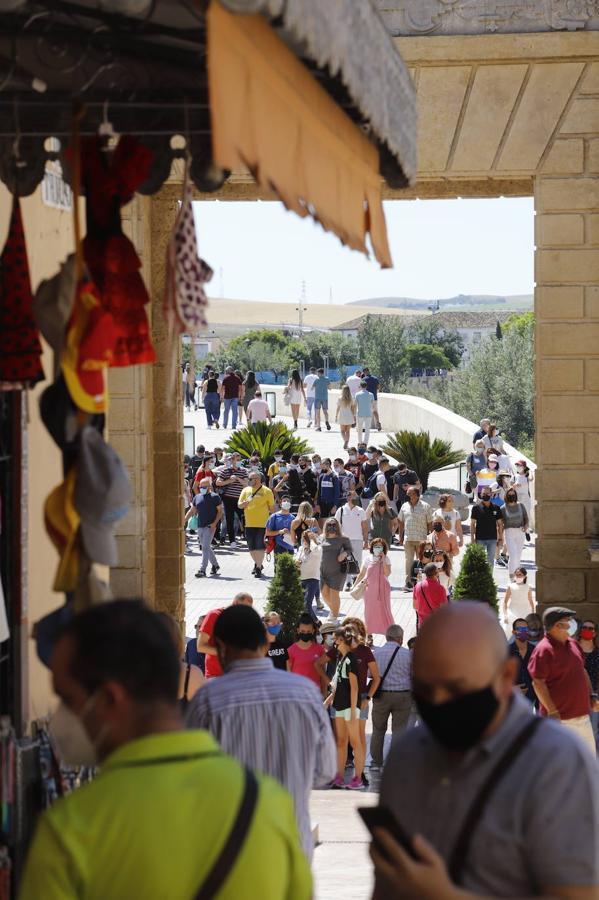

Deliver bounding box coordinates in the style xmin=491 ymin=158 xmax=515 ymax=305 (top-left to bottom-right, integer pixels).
xmin=225 ymin=422 xmax=313 ymax=468
xmin=402 ymin=344 xmax=452 ymax=370
xmin=503 ymin=311 xmax=534 ymax=337
xmin=381 ymin=430 xmax=463 ymax=491
xmin=265 ymin=553 xmax=306 ymax=643
xmin=406 ymin=320 xmax=465 ymax=367
xmin=358 ymin=315 xmax=409 ymax=387
xmin=453 ymin=543 xmax=498 ymax=610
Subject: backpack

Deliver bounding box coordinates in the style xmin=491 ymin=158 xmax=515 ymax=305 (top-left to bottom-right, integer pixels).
xmin=361 ymin=471 xmax=380 ymax=500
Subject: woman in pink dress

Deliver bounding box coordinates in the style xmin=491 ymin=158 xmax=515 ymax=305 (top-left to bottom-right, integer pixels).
xmin=353 ymin=538 xmax=394 ymax=636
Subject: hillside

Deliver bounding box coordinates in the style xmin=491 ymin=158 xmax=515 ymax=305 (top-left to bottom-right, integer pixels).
xmin=204 ymin=297 xmax=421 ymax=331
xmin=349 ymin=293 xmax=533 ymax=311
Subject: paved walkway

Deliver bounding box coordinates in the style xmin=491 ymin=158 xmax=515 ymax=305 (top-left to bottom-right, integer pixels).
xmin=182 ymin=407 xmax=536 ymax=899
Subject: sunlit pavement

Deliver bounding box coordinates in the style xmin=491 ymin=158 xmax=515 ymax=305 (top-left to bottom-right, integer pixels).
xmin=182 ymin=407 xmax=536 ymax=899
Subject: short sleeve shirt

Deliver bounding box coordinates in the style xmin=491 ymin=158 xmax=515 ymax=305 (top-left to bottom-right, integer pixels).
xmin=393 ymin=469 xmax=419 ymax=504
xmin=353 ymin=644 xmax=375 ymax=695
xmin=355 ymin=390 xmax=374 ymax=417
xmin=363 ymin=375 xmax=379 ymax=399
xmin=267 ymin=641 xmax=289 ymax=671
xmin=287 ymin=642 xmax=326 ymax=687
xmin=528 ymin=635 xmax=591 ymax=719
xmin=303 ymin=373 xmax=317 ymax=397
xmin=470 ymin=503 xmax=501 ymax=540
xmin=238 ymin=485 xmax=274 ymax=528
xmin=191 ymin=492 xmax=221 ymax=527
xmin=332 ymin=652 xmax=359 ymax=710
xmin=200 ymin=607 xmax=226 ymax=678
xmin=247 ymin=398 xmax=270 ymax=422
xmin=222 ymin=374 xmax=241 ymax=399
xmin=313 ymin=376 xmax=330 ymax=402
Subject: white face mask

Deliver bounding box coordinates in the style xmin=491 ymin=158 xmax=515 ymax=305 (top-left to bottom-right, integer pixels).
xmin=435 ymin=561 xmax=444 ymax=569
xmin=49 ymin=698 xmax=99 ymax=767
xmin=281 ymin=502 xmax=291 ymax=511
xmin=324 ymin=634 xmax=334 ymax=647
xmin=373 ymin=546 xmax=383 ymax=557
xmin=515 ymin=576 xmax=525 ymax=584
xmin=568 ymin=619 xmax=578 ymax=638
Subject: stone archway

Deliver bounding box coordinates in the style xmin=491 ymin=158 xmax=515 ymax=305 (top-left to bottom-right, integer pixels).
xmin=118 ymin=30 xmax=598 ymax=623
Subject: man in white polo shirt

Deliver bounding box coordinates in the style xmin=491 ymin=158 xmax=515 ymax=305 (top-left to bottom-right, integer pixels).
xmin=346 ymin=369 xmax=362 ymax=398
xmin=247 ymin=390 xmax=272 ymax=425
xmin=303 ymin=367 xmax=318 ymax=428
xmin=335 ymin=489 xmax=368 ymax=587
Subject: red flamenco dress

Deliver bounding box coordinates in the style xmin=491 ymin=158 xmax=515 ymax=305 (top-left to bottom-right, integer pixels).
xmin=79 ymin=136 xmax=156 ymax=367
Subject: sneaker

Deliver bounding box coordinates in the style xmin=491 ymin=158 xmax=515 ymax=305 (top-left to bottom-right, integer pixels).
xmin=377 ymin=424 xmax=382 ymax=431
xmin=294 ymin=420 xmax=298 ymax=428
xmin=345 ymin=776 xmax=363 ymax=791
xmin=525 ymin=532 xmax=531 ymax=542
xmin=251 ymin=563 xmax=257 ymax=574
xmin=326 ymin=615 xmax=339 ymax=624
xmin=315 ymin=599 xmax=325 ymax=610
xmin=253 ymin=567 xmax=263 ymax=578
xmin=369 ymin=763 xmax=382 ymax=772
xmin=229 ymin=541 xmax=238 ymax=549
xmin=307 ymin=421 xmax=312 ymax=428
xmin=316 ymin=427 xmax=322 ymax=432
xmin=214 ymin=422 xmax=220 ymax=429
xmin=210 ymin=565 xmax=220 ymax=576
xmin=361 ymin=772 xmax=370 ymax=787
xmin=330 ymin=774 xmax=345 ymax=789
xmin=326 ymin=422 xmax=331 ymax=431
xmin=195 ymin=570 xmax=206 ymax=578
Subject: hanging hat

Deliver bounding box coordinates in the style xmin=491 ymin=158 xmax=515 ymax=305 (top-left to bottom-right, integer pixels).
xmin=39 ymin=374 xmax=80 ymax=451
xmin=61 ymin=277 xmax=116 ymax=414
xmin=0 ymin=196 xmax=45 ymax=387
xmin=44 ymin=468 xmax=81 ymax=592
xmin=32 ymin=253 xmax=77 ymax=374
xmin=74 ymin=426 xmax=130 ymax=566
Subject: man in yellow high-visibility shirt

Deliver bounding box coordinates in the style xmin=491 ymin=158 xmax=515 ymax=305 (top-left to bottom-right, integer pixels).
xmin=19 ymin=601 xmax=311 ymax=900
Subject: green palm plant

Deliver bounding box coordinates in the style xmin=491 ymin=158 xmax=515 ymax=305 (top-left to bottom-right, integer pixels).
xmin=225 ymin=422 xmax=313 ymax=468
xmin=381 ymin=430 xmax=463 ymax=491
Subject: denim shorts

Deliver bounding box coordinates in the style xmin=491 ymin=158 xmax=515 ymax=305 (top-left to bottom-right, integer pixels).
xmin=332 ymin=707 xmax=360 ymax=722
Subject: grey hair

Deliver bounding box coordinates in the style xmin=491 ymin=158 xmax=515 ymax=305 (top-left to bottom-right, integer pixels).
xmin=386 ymin=624 xmax=404 ymax=642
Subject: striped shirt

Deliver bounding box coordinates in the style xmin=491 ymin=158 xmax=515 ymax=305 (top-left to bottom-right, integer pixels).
xmin=216 ymin=466 xmax=248 ymax=499
xmin=185 ymin=658 xmax=336 ymax=859
xmin=373 ymin=642 xmax=412 ymax=692
xmin=398 ymin=499 xmax=433 ymax=542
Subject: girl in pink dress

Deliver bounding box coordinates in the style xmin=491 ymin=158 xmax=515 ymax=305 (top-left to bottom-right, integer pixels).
xmin=354 ymin=538 xmax=394 ymax=636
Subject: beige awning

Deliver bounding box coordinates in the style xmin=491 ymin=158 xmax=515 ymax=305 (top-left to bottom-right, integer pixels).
xmin=207 ymin=0 xmax=393 ymax=268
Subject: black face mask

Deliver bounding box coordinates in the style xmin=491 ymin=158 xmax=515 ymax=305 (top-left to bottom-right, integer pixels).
xmin=433 ymin=523 xmax=443 ymax=532
xmin=298 ymin=633 xmax=314 ymax=642
xmin=415 ymin=685 xmax=499 ymax=751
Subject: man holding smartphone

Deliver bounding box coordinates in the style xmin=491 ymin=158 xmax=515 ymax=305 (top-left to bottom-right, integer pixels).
xmin=369 ymin=604 xmax=599 ymax=899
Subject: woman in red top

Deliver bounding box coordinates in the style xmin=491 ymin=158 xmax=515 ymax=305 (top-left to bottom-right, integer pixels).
xmin=413 ymin=562 xmax=448 ymax=631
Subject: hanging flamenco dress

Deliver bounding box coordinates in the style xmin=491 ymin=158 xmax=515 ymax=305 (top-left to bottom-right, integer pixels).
xmin=0 ymin=196 xmax=45 ymax=389
xmin=77 ymin=135 xmax=156 ymax=367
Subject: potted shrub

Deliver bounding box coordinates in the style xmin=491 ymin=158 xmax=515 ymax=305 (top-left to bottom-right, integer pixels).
xmin=225 ymin=421 xmax=313 ymax=469
xmin=265 ymin=553 xmax=306 ymax=644
xmin=453 ymin=543 xmax=498 ymax=610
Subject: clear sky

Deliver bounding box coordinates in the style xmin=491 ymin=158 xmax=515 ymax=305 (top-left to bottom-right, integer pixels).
xmin=192 ymin=196 xmax=534 ymax=305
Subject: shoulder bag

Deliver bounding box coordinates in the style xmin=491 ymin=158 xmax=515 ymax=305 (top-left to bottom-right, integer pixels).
xmin=448 ymin=718 xmax=542 ymax=885
xmin=372 ymin=646 xmax=400 ymax=699
xmin=194 ymin=767 xmax=259 ymax=899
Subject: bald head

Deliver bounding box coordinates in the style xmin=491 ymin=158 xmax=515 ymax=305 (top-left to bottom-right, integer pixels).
xmin=413 ymin=603 xmax=512 ymax=705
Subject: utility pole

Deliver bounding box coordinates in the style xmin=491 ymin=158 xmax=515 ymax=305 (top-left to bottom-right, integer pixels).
xmin=296 ymin=279 xmax=307 ymax=333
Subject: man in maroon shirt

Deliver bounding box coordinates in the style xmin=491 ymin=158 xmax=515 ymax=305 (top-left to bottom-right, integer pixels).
xmin=220 ymin=366 xmax=242 ymax=430
xmin=197 ymin=592 xmax=253 ymax=677
xmin=528 ymin=606 xmax=598 ymax=755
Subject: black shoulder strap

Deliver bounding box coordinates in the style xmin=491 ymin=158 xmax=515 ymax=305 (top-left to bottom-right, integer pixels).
xmin=379 ymin=646 xmax=400 ymax=690
xmin=194 ymin=767 xmax=259 ymax=900
xmin=183 ymin=664 xmax=191 ymax=701
xmin=448 ymin=717 xmax=542 ymax=885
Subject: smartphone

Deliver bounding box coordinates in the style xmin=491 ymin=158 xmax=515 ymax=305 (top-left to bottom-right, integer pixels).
xmin=358 ymin=805 xmax=417 ymax=860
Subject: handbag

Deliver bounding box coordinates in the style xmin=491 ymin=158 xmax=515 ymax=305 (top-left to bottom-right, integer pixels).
xmin=373 ymin=646 xmax=400 ymax=699
xmin=282 ymin=385 xmax=291 ymax=405
xmin=340 ymin=551 xmax=360 ymax=575
xmin=188 ymin=515 xmax=199 ymax=530
xmin=350 ymin=579 xmax=367 ymax=601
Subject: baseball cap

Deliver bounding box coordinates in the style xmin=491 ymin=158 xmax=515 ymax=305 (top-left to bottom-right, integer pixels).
xmin=515 ymin=459 xmax=527 ymax=467
xmin=32 ymin=253 xmax=77 ymax=373
xmin=44 ymin=467 xmax=81 ymax=592
xmin=74 ymin=426 xmax=131 ymax=566
xmin=39 ymin=374 xmax=82 ymax=451
xmin=543 ymin=606 xmax=576 ymax=630
xmin=61 ymin=278 xmax=115 ymax=414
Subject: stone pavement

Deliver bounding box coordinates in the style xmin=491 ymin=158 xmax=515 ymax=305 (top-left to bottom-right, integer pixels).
xmin=182 ymin=406 xmax=536 ymax=899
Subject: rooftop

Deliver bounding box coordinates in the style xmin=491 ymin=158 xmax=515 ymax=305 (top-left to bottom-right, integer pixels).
xmin=411 ymin=310 xmax=516 ymax=330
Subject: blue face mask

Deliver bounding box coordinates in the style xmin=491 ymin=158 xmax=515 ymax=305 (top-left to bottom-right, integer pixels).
xmin=199 ymin=487 xmax=208 ymax=495
xmin=267 ymin=624 xmax=282 ymax=636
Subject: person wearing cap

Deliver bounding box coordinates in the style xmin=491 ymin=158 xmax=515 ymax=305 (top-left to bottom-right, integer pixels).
xmin=184 ymin=477 xmax=222 ymax=579
xmin=372 ymin=603 xmax=599 ymax=899
xmin=528 ymin=607 xmax=599 ymax=755
xmin=470 ymin=488 xmax=504 ymax=567
xmin=21 ymin=601 xmax=311 ymax=900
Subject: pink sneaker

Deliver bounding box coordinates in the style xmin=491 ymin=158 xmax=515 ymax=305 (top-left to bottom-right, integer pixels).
xmin=346 ymin=776 xmax=363 ymax=790
xmin=330 ymin=774 xmax=345 ymax=789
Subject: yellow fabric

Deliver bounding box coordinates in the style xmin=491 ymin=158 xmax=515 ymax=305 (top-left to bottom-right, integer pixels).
xmin=207 ymin=0 xmax=392 ymax=268
xmin=43 ymin=468 xmax=81 ymax=592
xmin=239 ymin=485 xmax=275 ymax=527
xmin=19 ymin=730 xmax=311 ymax=900
xmin=267 ymin=462 xmax=280 ymax=480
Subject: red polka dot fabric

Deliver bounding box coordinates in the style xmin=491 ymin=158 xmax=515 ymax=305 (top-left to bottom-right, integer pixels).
xmin=0 ymin=197 xmax=45 ymax=387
